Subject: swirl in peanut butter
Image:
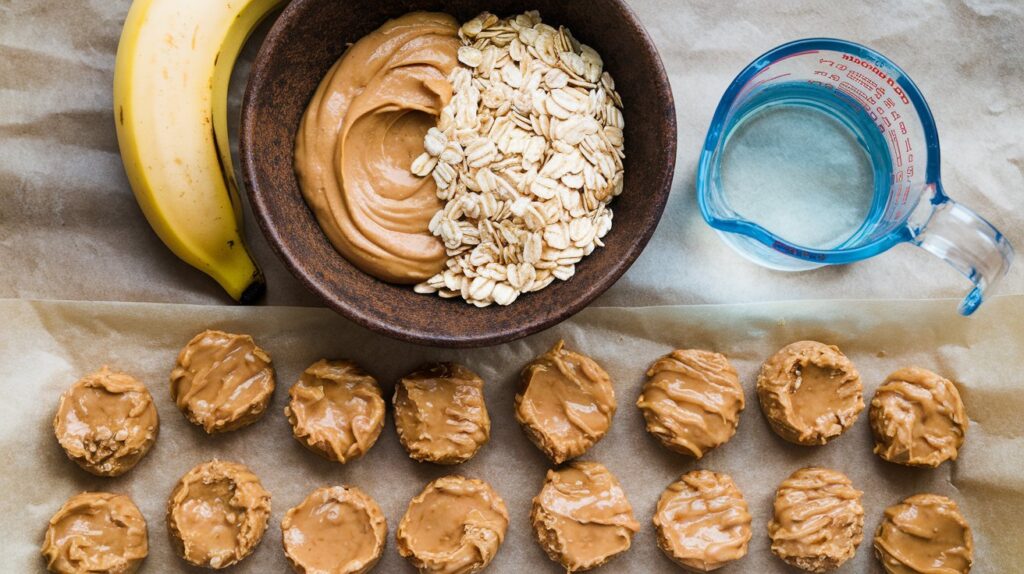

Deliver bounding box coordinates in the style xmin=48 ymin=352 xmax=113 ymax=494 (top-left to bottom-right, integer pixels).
xmin=870 ymin=367 xmax=968 ymax=467
xmin=768 ymin=467 xmax=864 ymax=573
xmin=295 ymin=12 xmax=459 ymax=283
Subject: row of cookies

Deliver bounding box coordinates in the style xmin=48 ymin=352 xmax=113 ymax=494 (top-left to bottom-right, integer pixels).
xmin=40 ymin=458 xmax=974 ymax=573
xmin=636 ymin=340 xmax=969 ymax=468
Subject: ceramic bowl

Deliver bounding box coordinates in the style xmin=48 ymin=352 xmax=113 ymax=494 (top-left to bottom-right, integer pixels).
xmin=241 ymin=0 xmax=676 ymax=347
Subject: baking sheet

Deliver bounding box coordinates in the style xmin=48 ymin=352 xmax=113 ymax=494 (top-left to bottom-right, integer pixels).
xmin=1 ymin=0 xmax=1022 ymax=307
xmin=3 ymin=296 xmax=1021 ymax=572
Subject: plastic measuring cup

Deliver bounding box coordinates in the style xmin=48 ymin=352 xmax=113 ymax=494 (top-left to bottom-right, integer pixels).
xmin=697 ymin=38 xmax=1013 ymax=315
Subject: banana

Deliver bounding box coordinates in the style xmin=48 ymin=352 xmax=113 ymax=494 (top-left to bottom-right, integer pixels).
xmin=113 ymin=0 xmax=283 ymax=302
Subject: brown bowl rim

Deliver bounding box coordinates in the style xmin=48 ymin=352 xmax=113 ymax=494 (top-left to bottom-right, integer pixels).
xmin=240 ymin=0 xmax=676 ymax=347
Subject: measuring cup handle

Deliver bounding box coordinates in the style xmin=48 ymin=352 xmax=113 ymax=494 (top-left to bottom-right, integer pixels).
xmin=910 ymin=189 xmax=1014 ymax=315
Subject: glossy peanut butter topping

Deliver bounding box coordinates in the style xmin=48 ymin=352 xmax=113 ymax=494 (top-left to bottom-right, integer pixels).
xmin=531 ymin=461 xmax=640 ymax=572
xmin=42 ymin=492 xmax=148 ymax=574
xmin=637 ymin=349 xmax=744 ymax=459
xmin=167 ymin=460 xmax=271 ymax=569
xmin=870 ymin=367 xmax=968 ymax=467
xmin=874 ymin=494 xmax=973 ymax=574
xmin=286 ymin=360 xmax=385 ymax=463
xmin=516 ymin=341 xmax=616 ymax=464
xmin=53 ymin=367 xmax=158 ymax=477
xmin=397 ymin=475 xmax=509 ymax=574
xmin=170 ymin=330 xmax=275 ymax=434
xmin=282 ymin=486 xmax=387 ymax=574
xmin=757 ymin=341 xmax=864 ymax=445
xmin=295 ymin=12 xmax=459 ymax=283
xmin=394 ymin=363 xmax=490 ymax=464
xmin=768 ymin=467 xmax=864 ymax=573
xmin=653 ymin=470 xmax=752 ymax=572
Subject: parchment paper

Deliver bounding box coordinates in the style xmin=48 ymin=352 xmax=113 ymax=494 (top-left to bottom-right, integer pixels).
xmin=3 ymin=296 xmax=1021 ymax=572
xmin=1 ymin=0 xmax=1022 ymax=307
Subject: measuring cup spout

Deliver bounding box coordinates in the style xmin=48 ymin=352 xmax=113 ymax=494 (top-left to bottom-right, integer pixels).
xmin=909 ymin=188 xmax=1014 ymax=315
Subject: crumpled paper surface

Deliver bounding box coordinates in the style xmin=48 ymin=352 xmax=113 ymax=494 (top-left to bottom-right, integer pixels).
xmin=0 ymin=0 xmax=1022 ymax=307
xmin=3 ymin=296 xmax=1021 ymax=572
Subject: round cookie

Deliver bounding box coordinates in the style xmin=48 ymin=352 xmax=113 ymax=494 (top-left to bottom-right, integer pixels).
xmin=531 ymin=461 xmax=639 ymax=572
xmin=53 ymin=366 xmax=159 ymax=477
xmin=637 ymin=349 xmax=744 ymax=458
xmin=394 ymin=362 xmax=490 ymax=464
xmin=170 ymin=330 xmax=275 ymax=433
xmin=282 ymin=486 xmax=387 ymax=574
xmin=874 ymin=494 xmax=973 ymax=574
xmin=396 ymin=475 xmax=508 ymax=574
xmin=167 ymin=460 xmax=271 ymax=569
xmin=653 ymin=470 xmax=752 ymax=572
xmin=757 ymin=341 xmax=864 ymax=445
xmin=286 ymin=359 xmax=385 ymax=463
xmin=870 ymin=367 xmax=968 ymax=467
xmin=768 ymin=467 xmax=864 ymax=573
xmin=515 ymin=340 xmax=616 ymax=464
xmin=42 ymin=492 xmax=148 ymax=574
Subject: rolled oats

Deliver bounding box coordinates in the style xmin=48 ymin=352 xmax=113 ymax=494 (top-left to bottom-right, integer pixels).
xmin=412 ymin=11 xmax=625 ymax=306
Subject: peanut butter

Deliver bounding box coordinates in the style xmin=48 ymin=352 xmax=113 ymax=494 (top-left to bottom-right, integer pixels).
xmin=170 ymin=330 xmax=275 ymax=434
xmin=637 ymin=349 xmax=744 ymax=459
xmin=768 ymin=467 xmax=864 ymax=573
xmin=874 ymin=494 xmax=973 ymax=574
xmin=167 ymin=460 xmax=271 ymax=569
xmin=295 ymin=12 xmax=459 ymax=283
xmin=531 ymin=461 xmax=640 ymax=572
xmin=870 ymin=367 xmax=968 ymax=467
xmin=757 ymin=341 xmax=864 ymax=445
xmin=282 ymin=486 xmax=387 ymax=574
xmin=42 ymin=492 xmax=148 ymax=574
xmin=516 ymin=341 xmax=616 ymax=464
xmin=653 ymin=470 xmax=752 ymax=572
xmin=53 ymin=366 xmax=158 ymax=477
xmin=396 ymin=475 xmax=509 ymax=574
xmin=394 ymin=363 xmax=490 ymax=464
xmin=286 ymin=359 xmax=385 ymax=463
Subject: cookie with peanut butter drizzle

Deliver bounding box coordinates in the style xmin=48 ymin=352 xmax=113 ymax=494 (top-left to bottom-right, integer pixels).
xmin=768 ymin=467 xmax=864 ymax=572
xmin=874 ymin=494 xmax=973 ymax=574
xmin=286 ymin=360 xmax=385 ymax=463
xmin=167 ymin=460 xmax=271 ymax=569
xmin=757 ymin=341 xmax=864 ymax=445
xmin=53 ymin=366 xmax=158 ymax=477
xmin=397 ymin=475 xmax=509 ymax=574
xmin=637 ymin=350 xmax=744 ymax=458
xmin=532 ymin=461 xmax=640 ymax=572
xmin=653 ymin=470 xmax=752 ymax=572
xmin=394 ymin=362 xmax=490 ymax=464
xmin=515 ymin=341 xmax=616 ymax=464
xmin=42 ymin=492 xmax=148 ymax=574
xmin=282 ymin=486 xmax=387 ymax=574
xmin=870 ymin=367 xmax=968 ymax=467
xmin=170 ymin=330 xmax=275 ymax=433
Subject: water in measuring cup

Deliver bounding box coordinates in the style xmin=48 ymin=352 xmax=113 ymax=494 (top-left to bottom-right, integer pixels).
xmin=720 ymin=84 xmax=882 ymax=249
